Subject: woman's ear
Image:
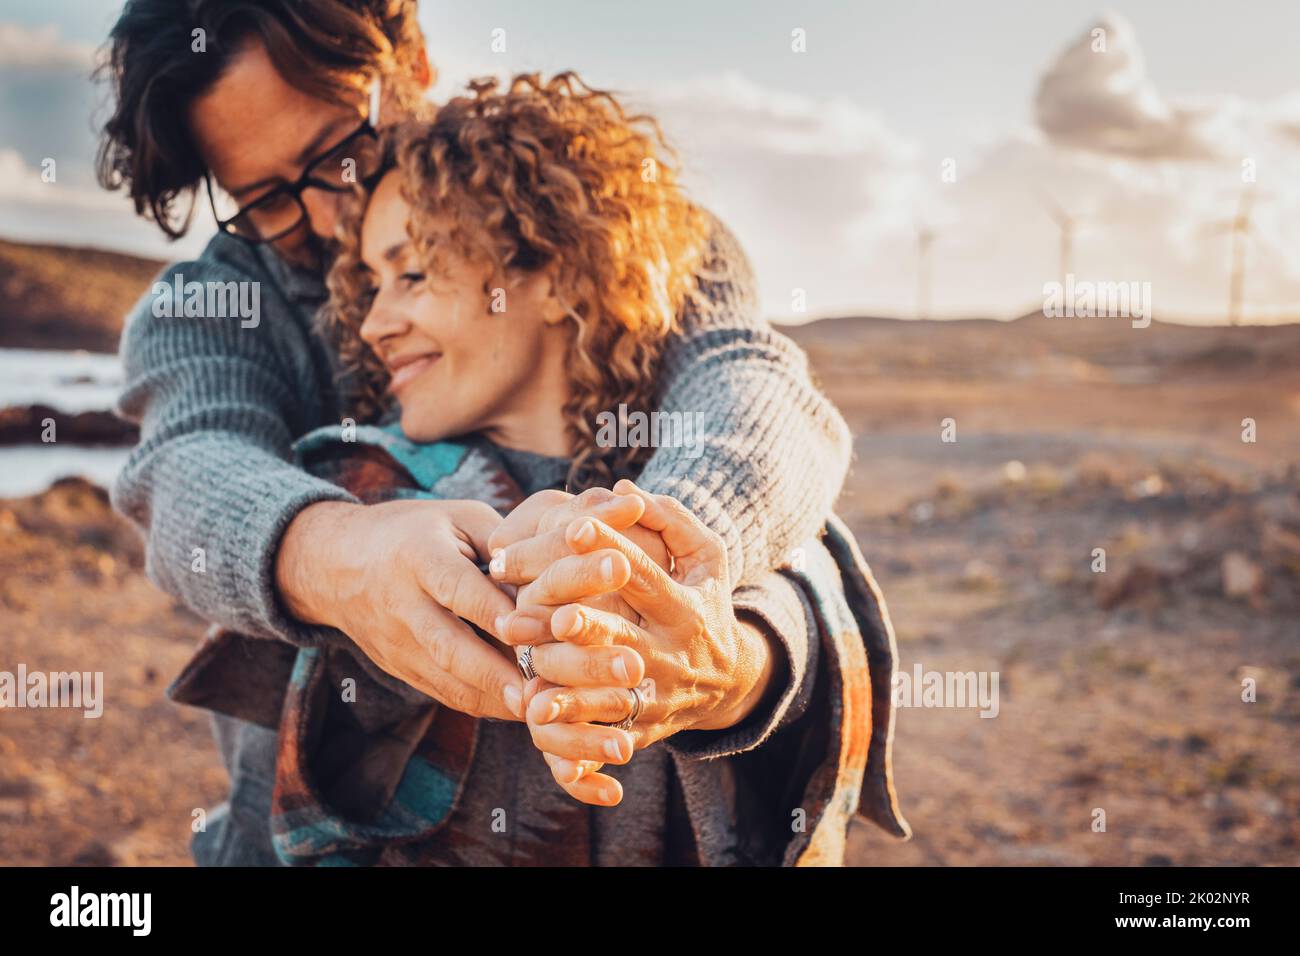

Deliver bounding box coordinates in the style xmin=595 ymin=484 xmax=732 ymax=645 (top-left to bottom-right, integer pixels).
xmin=541 ymin=290 xmax=569 ymax=326
xmin=515 ymin=269 xmax=569 ymax=325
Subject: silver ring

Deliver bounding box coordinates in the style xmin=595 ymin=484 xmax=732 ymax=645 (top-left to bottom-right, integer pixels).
xmin=516 ymin=645 xmax=538 ymax=682
xmin=610 ymin=682 xmax=647 ymax=732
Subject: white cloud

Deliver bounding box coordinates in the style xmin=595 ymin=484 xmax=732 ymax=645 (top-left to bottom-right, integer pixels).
xmin=0 ymin=22 xmax=94 ymax=71
xmin=532 ymin=46 xmax=1300 ymax=323
xmin=939 ymin=132 xmax=1300 ymax=319
xmin=1034 ymin=12 xmax=1224 ymax=159
xmin=649 ymin=71 xmax=915 ymax=160
xmin=628 ymin=71 xmax=928 ymax=319
xmin=0 ymin=149 xmax=209 ymax=261
xmin=0 ymin=148 xmax=120 ymax=209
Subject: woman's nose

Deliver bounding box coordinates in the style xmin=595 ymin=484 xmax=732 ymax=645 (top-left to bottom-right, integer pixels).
xmin=359 ymin=296 xmax=407 ymax=349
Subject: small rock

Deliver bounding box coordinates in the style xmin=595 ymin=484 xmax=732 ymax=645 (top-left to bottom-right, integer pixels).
xmin=1255 ymin=794 xmax=1284 ymax=817
xmin=1129 ymin=474 xmax=1164 ymax=499
xmin=959 ymin=559 xmax=1000 ymax=591
xmin=1097 ymin=563 xmax=1168 ymax=610
xmin=1221 ymin=551 xmax=1264 ymax=600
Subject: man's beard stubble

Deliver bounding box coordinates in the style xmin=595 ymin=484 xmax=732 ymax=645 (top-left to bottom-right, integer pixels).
xmin=272 ymin=224 xmax=338 ymax=275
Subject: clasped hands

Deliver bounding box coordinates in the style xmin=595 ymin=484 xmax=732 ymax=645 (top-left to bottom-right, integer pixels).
xmin=278 ymin=480 xmax=778 ymax=808
xmin=486 ymin=480 xmax=778 ymax=806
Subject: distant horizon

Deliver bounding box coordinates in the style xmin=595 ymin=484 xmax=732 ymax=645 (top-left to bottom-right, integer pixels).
xmin=4 ymin=231 xmax=1297 ymax=330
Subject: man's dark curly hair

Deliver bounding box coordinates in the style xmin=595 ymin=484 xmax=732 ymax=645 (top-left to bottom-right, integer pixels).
xmin=96 ymin=0 xmax=429 ymax=239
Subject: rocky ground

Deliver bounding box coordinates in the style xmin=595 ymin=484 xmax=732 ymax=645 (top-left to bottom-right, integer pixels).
xmin=1 ymin=305 xmax=1297 ymax=866
xmin=805 ymin=317 xmax=1300 ymax=866
xmin=844 ymin=460 xmax=1300 ymax=865
xmin=0 ymin=479 xmax=225 ymax=865
xmin=0 ymin=239 xmax=160 ymax=353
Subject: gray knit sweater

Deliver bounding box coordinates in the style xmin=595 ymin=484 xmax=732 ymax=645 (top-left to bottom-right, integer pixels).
xmin=112 ymin=221 xmax=850 ymax=644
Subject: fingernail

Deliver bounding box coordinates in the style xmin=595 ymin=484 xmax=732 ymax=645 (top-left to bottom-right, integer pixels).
xmin=612 ymin=655 xmax=629 ymax=684
xmin=572 ymin=764 xmax=587 ymax=781
xmin=599 ymin=787 xmax=615 ymax=804
xmin=544 ymin=700 xmax=560 ymax=723
xmin=600 ymin=555 xmax=615 ymax=582
xmin=560 ymin=609 xmax=582 ymax=638
xmin=574 ymin=519 xmax=597 ymax=547
xmin=495 ymin=614 xmax=510 ymax=639
xmin=489 ymin=550 xmax=506 ymax=576
xmin=603 ymin=737 xmax=624 ymax=762
xmin=503 ymin=684 xmax=522 ymax=718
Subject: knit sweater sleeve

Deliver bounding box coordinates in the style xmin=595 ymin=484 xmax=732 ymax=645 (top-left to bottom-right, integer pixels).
xmin=110 ymin=251 xmax=356 ymax=645
xmin=634 ymin=216 xmax=851 ymax=586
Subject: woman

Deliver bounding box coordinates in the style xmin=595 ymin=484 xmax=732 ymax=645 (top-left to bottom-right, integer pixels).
xmin=331 ymin=71 xmax=790 ymax=815
xmin=294 ymin=72 xmax=907 ymax=864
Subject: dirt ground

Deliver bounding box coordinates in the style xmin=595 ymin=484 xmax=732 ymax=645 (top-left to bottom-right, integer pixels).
xmin=817 ymin=317 xmax=1300 ymax=866
xmin=1 ymin=314 xmax=1298 ymax=866
xmin=0 ymin=479 xmax=225 ymax=865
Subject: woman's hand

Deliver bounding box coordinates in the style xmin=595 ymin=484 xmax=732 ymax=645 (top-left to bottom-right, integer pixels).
xmin=485 ymin=485 xmax=671 ymax=805
xmin=486 ymin=486 xmax=670 ymax=644
xmin=513 ymin=480 xmax=780 ymax=805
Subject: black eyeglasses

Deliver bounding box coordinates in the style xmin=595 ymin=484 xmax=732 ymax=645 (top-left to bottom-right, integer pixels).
xmin=205 ymin=119 xmax=381 ymax=244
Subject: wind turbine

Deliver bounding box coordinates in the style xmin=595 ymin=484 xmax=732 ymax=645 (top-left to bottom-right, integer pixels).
xmin=915 ymin=222 xmax=937 ymax=320
xmin=1209 ymin=186 xmax=1257 ymax=326
xmin=1038 ymin=191 xmax=1077 ymax=286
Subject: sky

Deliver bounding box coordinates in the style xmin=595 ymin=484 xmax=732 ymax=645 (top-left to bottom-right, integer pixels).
xmin=3 ymin=0 xmax=1300 ymax=323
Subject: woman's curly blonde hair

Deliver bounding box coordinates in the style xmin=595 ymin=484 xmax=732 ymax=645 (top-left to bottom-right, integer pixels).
xmin=322 ymin=71 xmax=709 ymax=490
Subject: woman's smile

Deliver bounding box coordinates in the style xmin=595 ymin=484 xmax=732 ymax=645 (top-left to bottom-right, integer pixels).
xmin=386 ymin=352 xmax=442 ymax=394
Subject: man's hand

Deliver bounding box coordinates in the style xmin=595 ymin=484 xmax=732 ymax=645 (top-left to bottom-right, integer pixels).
xmin=275 ymin=499 xmax=524 ymax=720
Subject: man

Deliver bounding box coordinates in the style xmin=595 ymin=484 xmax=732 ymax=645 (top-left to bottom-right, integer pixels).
xmin=98 ymin=0 xmax=851 ymax=861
